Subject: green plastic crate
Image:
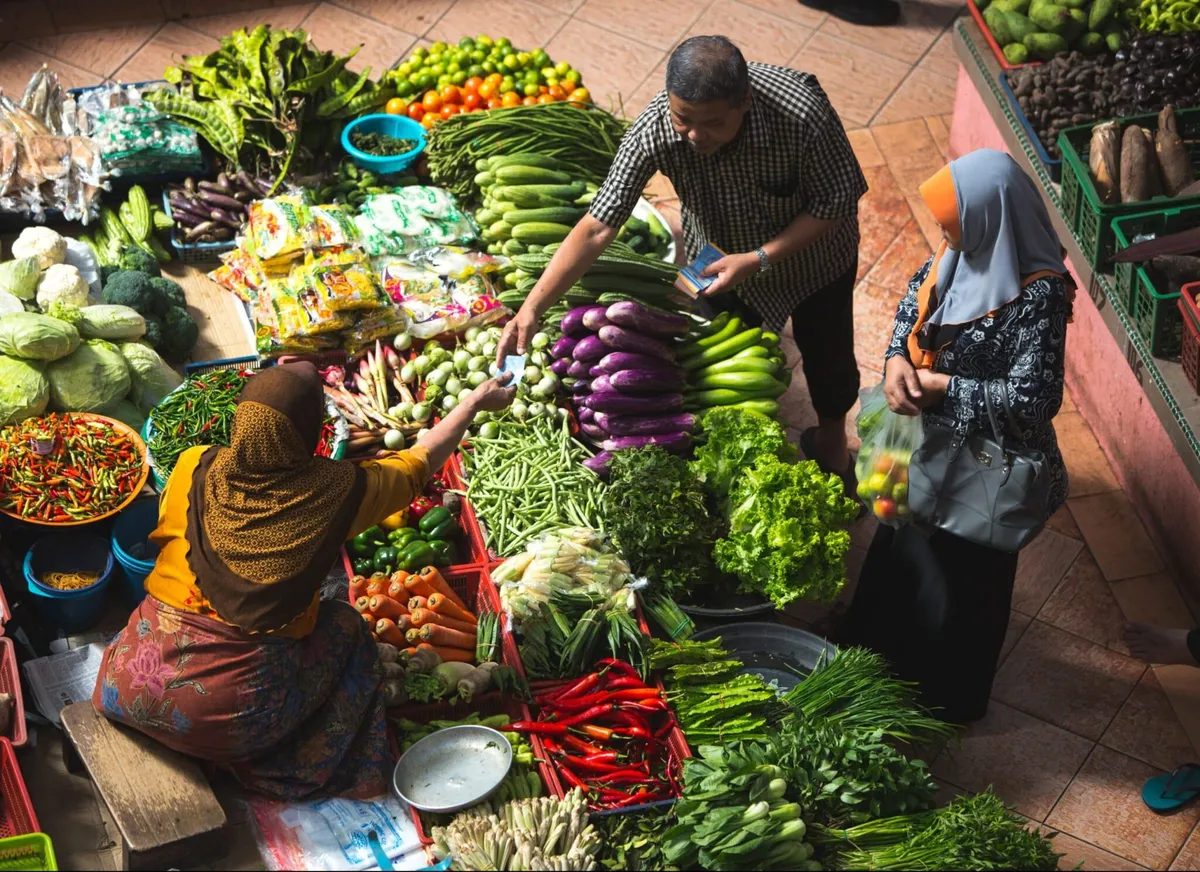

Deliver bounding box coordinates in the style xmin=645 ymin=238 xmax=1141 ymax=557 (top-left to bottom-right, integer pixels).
xmin=1057 ymin=108 xmax=1200 ymax=268
xmin=1110 ymin=203 xmax=1200 ymax=358
xmin=0 ymin=834 xmax=56 ymax=871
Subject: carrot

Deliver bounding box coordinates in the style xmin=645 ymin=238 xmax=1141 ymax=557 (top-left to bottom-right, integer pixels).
xmin=361 ymin=611 xmax=376 ymax=631
xmin=427 ymin=592 xmax=477 ymax=626
xmin=417 ymin=566 xmax=468 ymax=611
xmin=403 ymin=646 xmax=420 ymax=658
xmin=353 ymin=595 xmax=372 ymax=613
xmin=410 ymin=607 xmax=476 ymax=635
xmin=389 ymin=570 xmax=411 ymax=586
xmin=395 ymin=615 xmax=414 ymax=634
xmin=419 ymin=623 xmax=476 ymax=649
xmin=369 ymin=595 xmax=408 ymax=621
xmin=429 ymin=645 xmax=475 ymax=663
xmin=349 ymin=576 xmax=368 ymax=602
xmin=386 ymin=580 xmax=410 ymax=602
xmin=376 ymin=619 xmax=407 ymax=647
xmin=405 ymin=628 xmax=422 ymax=645
xmin=365 ymin=578 xmax=388 ymax=598
xmin=404 ymin=573 xmax=437 ymax=599
xmin=407 ymin=595 xmax=429 ymax=611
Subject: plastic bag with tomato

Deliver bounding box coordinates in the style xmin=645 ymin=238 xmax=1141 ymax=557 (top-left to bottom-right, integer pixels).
xmin=854 ymin=382 xmax=922 ymax=526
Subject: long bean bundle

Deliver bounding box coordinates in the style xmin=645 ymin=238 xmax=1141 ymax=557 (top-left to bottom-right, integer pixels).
xmin=460 ymin=416 xmax=607 ymax=557
xmin=425 ymin=102 xmax=629 ymax=201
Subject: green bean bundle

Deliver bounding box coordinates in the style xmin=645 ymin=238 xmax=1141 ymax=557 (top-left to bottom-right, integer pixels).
xmin=460 ymin=416 xmax=607 ymax=557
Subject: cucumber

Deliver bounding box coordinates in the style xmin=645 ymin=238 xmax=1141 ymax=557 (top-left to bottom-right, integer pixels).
xmin=692 ymin=357 xmax=780 ymax=378
xmin=504 ymin=271 xmax=519 ymax=288
xmin=486 ymin=153 xmax=566 ymax=171
xmin=473 ymin=170 xmax=495 ymax=187
xmin=502 ymin=239 xmax=527 ymax=255
xmin=475 ymin=208 xmax=499 ymax=227
xmin=512 ymin=222 xmax=573 ymax=245
xmin=493 ymin=183 xmax=586 ymax=207
xmin=506 ymin=206 xmax=586 ymax=226
xmin=681 ymin=327 xmax=764 ymax=370
xmin=494 ymin=165 xmax=573 ymax=185
xmin=691 ymin=371 xmax=784 ymax=392
xmin=734 ymin=345 xmax=771 ymax=359
xmin=493 ymin=200 xmax=518 ymax=214
xmin=482 ymin=220 xmax=512 ymax=242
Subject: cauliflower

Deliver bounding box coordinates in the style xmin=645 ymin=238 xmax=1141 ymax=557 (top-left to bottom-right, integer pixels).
xmin=37 ymin=264 xmax=90 ymax=312
xmin=11 ymin=227 xmax=67 ymax=271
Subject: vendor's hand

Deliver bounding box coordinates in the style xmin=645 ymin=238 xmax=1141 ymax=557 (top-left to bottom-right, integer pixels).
xmin=702 ymin=252 xmax=759 ymax=297
xmin=915 ymin=369 xmax=951 ymax=405
xmin=884 ymin=355 xmax=923 ymax=416
xmin=495 ymin=306 xmax=540 ymax=366
xmin=469 ymin=372 xmax=517 ymax=412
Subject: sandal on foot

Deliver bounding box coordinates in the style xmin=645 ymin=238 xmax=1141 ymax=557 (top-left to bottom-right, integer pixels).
xmin=1143 ymin=764 xmax=1200 ymax=813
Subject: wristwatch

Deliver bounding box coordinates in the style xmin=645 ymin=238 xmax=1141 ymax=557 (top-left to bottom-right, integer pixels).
xmin=753 ymin=247 xmax=770 ymax=273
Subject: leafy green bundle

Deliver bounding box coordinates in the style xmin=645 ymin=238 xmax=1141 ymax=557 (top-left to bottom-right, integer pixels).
xmin=691 ymin=406 xmax=798 ymax=504
xmin=600 ymin=807 xmax=679 ymax=872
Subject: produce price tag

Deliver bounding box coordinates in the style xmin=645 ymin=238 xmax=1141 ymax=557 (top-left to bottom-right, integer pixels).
xmin=501 ymin=354 xmax=527 ymax=386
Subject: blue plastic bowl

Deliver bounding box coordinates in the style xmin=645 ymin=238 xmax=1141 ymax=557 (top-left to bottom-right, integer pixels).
xmin=24 ymin=533 xmax=114 ymax=634
xmin=111 ymin=498 xmax=161 ymax=607
xmin=341 ymin=114 xmax=426 ymax=174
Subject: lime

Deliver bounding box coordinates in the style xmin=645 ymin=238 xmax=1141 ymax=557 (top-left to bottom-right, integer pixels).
xmin=447 ymin=61 xmax=461 ymax=74
xmin=564 ymin=69 xmax=581 ymax=84
xmin=397 ymin=79 xmax=416 ymax=98
xmin=412 ymin=46 xmax=428 ymax=59
xmin=517 ymin=51 xmax=531 ymax=66
xmin=471 ymin=49 xmax=485 ymax=63
xmin=541 ymin=66 xmax=557 ymax=80
xmin=476 ymin=34 xmax=494 ymax=48
xmin=501 ymin=75 xmax=516 ymax=91
xmin=523 ymin=82 xmax=539 ymax=97
xmin=496 ymin=36 xmax=512 ymax=49
xmin=427 ymin=51 xmax=443 ymax=65
xmin=532 ymin=49 xmax=550 ymax=68
xmin=430 ymin=63 xmax=445 ymax=76
xmin=437 ymin=74 xmax=450 ymax=87
xmin=408 ymin=71 xmax=422 ymax=84
xmin=431 ymin=41 xmax=448 ymax=53
xmin=418 ymin=72 xmax=436 ymax=90
xmin=396 ymin=62 xmax=413 ymax=77
xmin=451 ymin=70 xmax=468 ymax=85
xmin=458 ymin=36 xmax=475 ymax=49
xmin=503 ymin=53 xmax=521 ymax=70
xmin=481 ymin=60 xmax=496 ymax=74
xmin=523 ymin=69 xmax=538 ymax=84
xmin=554 ymin=61 xmax=570 ymax=75
xmin=468 ymin=64 xmax=485 ymax=77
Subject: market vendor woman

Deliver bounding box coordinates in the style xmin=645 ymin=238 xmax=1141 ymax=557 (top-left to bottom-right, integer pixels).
xmin=92 ymin=362 xmax=515 ymax=799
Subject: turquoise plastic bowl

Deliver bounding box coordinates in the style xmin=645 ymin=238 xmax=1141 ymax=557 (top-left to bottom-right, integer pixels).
xmin=341 ymin=114 xmax=426 ymax=174
xmin=112 ymin=498 xmax=161 ymax=607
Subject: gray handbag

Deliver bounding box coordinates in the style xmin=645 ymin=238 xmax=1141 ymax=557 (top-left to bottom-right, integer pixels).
xmin=907 ymin=384 xmax=1050 ymax=553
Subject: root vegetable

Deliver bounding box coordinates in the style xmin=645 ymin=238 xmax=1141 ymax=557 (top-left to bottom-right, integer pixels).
xmin=376 ymin=642 xmax=400 ymax=664
xmin=433 ymin=661 xmax=478 ymax=696
xmin=407 ymin=644 xmax=442 ymax=673
xmin=1120 ymin=124 xmax=1163 ymax=203
xmin=1088 ymin=120 xmax=1121 ymax=205
xmin=418 ymin=566 xmax=469 ymax=611
xmin=420 ymin=623 xmax=478 ymax=649
xmin=381 ymin=679 xmax=406 ymax=706
xmin=1157 ymin=105 xmax=1193 ymax=196
xmin=427 ymin=645 xmax=476 ymax=663
xmin=411 ymin=607 xmax=478 ymax=635
xmin=427 ymin=592 xmax=479 ymax=625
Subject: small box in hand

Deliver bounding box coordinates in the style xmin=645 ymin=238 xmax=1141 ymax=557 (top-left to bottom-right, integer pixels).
xmin=674 ymin=243 xmax=727 ymax=299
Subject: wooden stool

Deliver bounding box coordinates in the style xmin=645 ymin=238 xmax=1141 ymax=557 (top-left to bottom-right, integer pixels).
xmin=60 ymin=702 xmax=228 ymax=871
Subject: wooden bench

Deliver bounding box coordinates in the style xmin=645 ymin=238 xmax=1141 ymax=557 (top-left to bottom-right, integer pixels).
xmin=60 ymin=702 xmax=228 ymax=871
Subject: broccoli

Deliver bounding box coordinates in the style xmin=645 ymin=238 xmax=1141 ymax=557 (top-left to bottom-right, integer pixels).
xmin=149 ymin=277 xmax=187 ymax=316
xmin=159 ymin=306 xmax=199 ymax=362
xmin=143 ymin=315 xmax=163 ymax=349
xmin=100 ymin=264 xmax=122 ymax=284
xmin=102 ymin=270 xmax=156 ymax=315
xmin=118 ymin=244 xmax=161 ymax=277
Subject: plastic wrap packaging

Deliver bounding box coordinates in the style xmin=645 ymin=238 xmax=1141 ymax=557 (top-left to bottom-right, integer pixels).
xmin=376 ymin=256 xmax=505 ymax=338
xmin=307 ymin=255 xmax=387 ymax=314
xmin=854 ymin=382 xmax=922 ymax=527
xmin=248 ymin=195 xmax=314 ymax=269
xmin=353 ymin=186 xmax=478 ymax=257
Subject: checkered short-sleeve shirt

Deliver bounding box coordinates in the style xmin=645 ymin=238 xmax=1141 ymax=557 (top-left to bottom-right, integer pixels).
xmin=590 ymin=62 xmax=868 ymax=330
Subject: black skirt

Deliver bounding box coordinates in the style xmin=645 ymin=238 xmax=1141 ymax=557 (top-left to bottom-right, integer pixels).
xmin=837 ymin=523 xmax=1019 ymax=724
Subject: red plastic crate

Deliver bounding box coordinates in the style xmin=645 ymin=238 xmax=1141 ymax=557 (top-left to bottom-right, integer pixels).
xmin=966 ymin=0 xmax=1038 ymax=71
xmin=0 ymin=582 xmax=11 ymax=636
xmin=1181 ymin=298 xmax=1200 ymax=398
xmin=0 ymin=640 xmax=26 ymax=749
xmin=0 ymin=738 xmax=38 ymax=837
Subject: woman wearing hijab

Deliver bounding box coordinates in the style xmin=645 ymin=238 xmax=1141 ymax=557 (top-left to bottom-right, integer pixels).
xmin=91 ymin=362 xmax=515 ymax=799
xmin=839 ymin=149 xmax=1072 ymax=724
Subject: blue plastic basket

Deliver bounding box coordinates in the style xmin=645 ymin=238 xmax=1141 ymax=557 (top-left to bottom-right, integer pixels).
xmin=111 ymin=499 xmax=160 ymax=607
xmin=23 ymin=534 xmax=114 ymax=634
xmin=999 ymin=72 xmax=1062 ymax=182
xmin=162 ymin=189 xmax=235 ymax=265
xmin=341 ymin=114 xmax=426 ymax=174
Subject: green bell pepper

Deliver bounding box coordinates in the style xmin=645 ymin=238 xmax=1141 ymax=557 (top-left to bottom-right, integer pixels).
xmin=399 ymin=540 xmax=437 ymax=572
xmin=352 ymin=556 xmax=375 ymax=576
xmin=426 ymin=517 xmax=457 ymax=542
xmin=427 ymin=539 xmax=453 ymax=567
xmin=348 ymin=526 xmax=387 ymax=558
xmin=373 ymin=546 xmax=400 ymax=574
xmin=418 ymin=506 xmax=453 ymax=535
xmin=387 ymin=527 xmax=422 ymax=548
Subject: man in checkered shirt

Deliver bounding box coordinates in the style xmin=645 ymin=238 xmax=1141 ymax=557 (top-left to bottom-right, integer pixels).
xmin=497 ymin=35 xmax=868 ymax=481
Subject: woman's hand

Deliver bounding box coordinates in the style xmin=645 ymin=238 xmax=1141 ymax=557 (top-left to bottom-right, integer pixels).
xmin=495 ymin=306 xmax=540 ymax=366
xmin=467 ymin=373 xmax=517 ymax=412
xmin=915 ymin=369 xmax=951 ymax=405
xmin=884 ymin=355 xmax=923 ymax=416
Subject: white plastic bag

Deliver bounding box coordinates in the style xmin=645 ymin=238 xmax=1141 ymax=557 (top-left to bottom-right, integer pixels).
xmin=854 ymin=382 xmax=922 ymax=526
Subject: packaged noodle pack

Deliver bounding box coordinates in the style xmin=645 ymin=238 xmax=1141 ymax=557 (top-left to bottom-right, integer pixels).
xmin=248 ymin=195 xmax=313 ymax=267
xmin=310 ymin=204 xmax=359 ymax=250
xmin=305 ymin=252 xmax=385 ymax=313
xmin=271 ymin=273 xmax=355 ymax=341
xmin=208 ymin=245 xmax=267 ymax=302
xmin=406 ymin=245 xmax=507 ymax=279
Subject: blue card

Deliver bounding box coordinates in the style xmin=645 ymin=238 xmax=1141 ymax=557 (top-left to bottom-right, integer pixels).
xmin=500 ymin=354 xmax=527 ymax=386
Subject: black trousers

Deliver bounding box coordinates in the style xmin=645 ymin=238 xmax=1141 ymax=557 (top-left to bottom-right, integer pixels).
xmin=707 ymin=260 xmax=860 ymax=419
xmin=838 ymin=523 xmax=1019 ymax=724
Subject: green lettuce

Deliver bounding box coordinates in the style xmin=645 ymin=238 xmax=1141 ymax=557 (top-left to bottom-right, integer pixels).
xmin=691 ymin=408 xmax=797 ymax=503
xmin=713 ymin=457 xmax=858 ymax=609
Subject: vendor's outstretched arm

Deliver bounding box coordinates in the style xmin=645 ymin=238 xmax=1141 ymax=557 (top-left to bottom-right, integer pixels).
xmin=417 ymin=374 xmax=516 ymax=472
xmin=495 ymin=215 xmax=618 ymax=364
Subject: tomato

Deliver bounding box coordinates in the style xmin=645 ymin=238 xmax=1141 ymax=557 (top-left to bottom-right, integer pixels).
xmin=463 ymin=92 xmax=483 ymax=110
xmin=539 ymin=84 xmax=549 ymax=94
xmin=406 ymin=102 xmax=426 ymax=121
xmin=522 ymin=95 xmax=538 ymax=105
xmin=501 ymin=91 xmax=521 ymax=107
xmin=385 ymin=97 xmax=407 ymax=115
xmin=548 ymin=84 xmax=567 ymax=101
xmin=867 ymin=473 xmax=893 ymax=498
xmin=441 ymin=85 xmax=461 ymax=104
xmin=440 ymin=103 xmax=462 ymax=119
xmin=568 ymin=87 xmax=591 ymax=103
xmin=478 ymin=81 xmax=496 ymax=100
xmin=465 ymin=76 xmax=483 ymax=92
xmin=486 ymin=96 xmax=504 ymax=110
xmin=872 ymin=497 xmax=897 ymax=522
xmin=421 ymin=113 xmax=438 ymax=130
xmin=536 ymin=93 xmax=554 ymax=104
xmin=464 ymin=105 xmax=483 ymax=113
xmin=484 ymin=72 xmax=503 ymax=88
xmin=422 ymin=90 xmax=443 ymax=111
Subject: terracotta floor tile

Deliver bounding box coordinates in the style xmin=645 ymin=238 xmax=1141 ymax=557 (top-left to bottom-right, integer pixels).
xmin=863 ymin=218 xmax=930 ymax=293
xmin=47 ymin=0 xmax=164 ymax=33
xmin=737 ymin=0 xmax=826 ymax=28
xmin=1169 ymin=824 xmax=1200 ymax=870
xmin=854 ymin=280 xmax=904 ymax=362
xmin=430 ymin=0 xmax=569 ymax=55
xmin=1001 ymin=610 xmax=1033 ymax=666
xmin=545 ymin=18 xmax=662 ymax=114
xmin=1154 ymin=665 xmax=1200 ymax=761
xmin=620 ymin=56 xmax=666 ymax=119
xmin=1047 ymin=745 xmax=1200 ymax=868
xmin=27 ymin=24 xmax=164 ymax=77
xmin=1038 ymin=550 xmax=1127 ymax=654
xmin=685 ymin=0 xmax=814 ymax=67
xmin=1069 ymin=491 xmax=1166 ymax=582
xmin=921 ymin=25 xmax=961 ymax=81
xmin=1042 ymin=828 xmax=1149 ymax=872
xmin=931 ymin=700 xmax=1093 ymax=821
xmin=1110 ymin=572 xmax=1194 ymax=631
xmin=2 ymin=1 xmax=56 ymax=40
xmin=113 ymin=21 xmax=217 ymax=82
xmin=925 ymin=115 xmax=950 ymax=157
xmin=790 ymin=33 xmax=911 ymax=127
xmin=906 ymin=193 xmax=943 ymax=250
xmin=870 ymin=118 xmax=945 ymax=195
xmin=1044 ymin=505 xmax=1082 ymax=540
xmin=1054 ymin=411 xmax=1121 ymax=499
xmin=816 ymin=0 xmax=958 ymax=64
xmin=846 ymin=128 xmax=884 ymax=168
xmin=326 ymin=0 xmax=454 ymax=35
xmin=0 ymin=42 xmax=98 ymax=94
xmin=856 ymin=163 xmax=912 ymax=280
xmin=574 ymin=0 xmax=700 ymax=51
xmin=993 ymin=620 xmax=1145 ymax=741
xmin=177 ymin=3 xmax=315 ymax=39
xmin=873 ymin=66 xmax=956 ymax=125
xmin=160 ymin=0 xmax=273 ymax=20
xmin=1013 ymin=529 xmax=1083 ymax=616
xmin=1102 ymin=670 xmax=1196 ymax=773
xmin=300 ymin=3 xmax=417 ymax=74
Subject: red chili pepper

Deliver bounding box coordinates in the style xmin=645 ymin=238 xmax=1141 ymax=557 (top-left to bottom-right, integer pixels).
xmin=595 ymin=658 xmax=640 ymax=679
xmin=596 ymin=788 xmax=633 ymax=802
xmin=557 ymin=765 xmax=589 ymax=793
xmin=617 ymin=698 xmax=669 ymax=713
xmin=583 ymin=751 xmax=621 ymax=766
xmin=601 ymin=675 xmax=649 ymax=691
xmin=593 ymin=769 xmax=654 ymax=785
xmin=552 ymin=704 xmax=614 ymax=728
xmin=614 ymin=726 xmax=652 ymax=740
xmin=548 ymin=687 xmax=661 ymax=712
xmin=509 ymin=720 xmax=568 ymax=736
xmin=666 ymin=745 xmax=681 ymax=796
xmin=557 ymin=754 xmax=626 ymax=775
xmin=615 ymin=790 xmax=667 ymax=808
xmin=538 ymin=672 xmax=601 ymax=706
xmin=562 ymin=734 xmax=609 ymax=757
xmin=613 ymin=709 xmax=653 ymax=734
xmin=541 ymin=737 xmax=564 ymax=755
xmin=653 ymin=717 xmax=679 ymax=739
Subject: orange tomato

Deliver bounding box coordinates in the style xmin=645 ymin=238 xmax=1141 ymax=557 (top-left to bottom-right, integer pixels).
xmin=465 ymin=76 xmax=484 ymax=92
xmin=385 ymin=97 xmax=407 ymax=115
xmin=406 ymin=102 xmax=426 ymax=121
xmin=522 ymin=95 xmax=538 ymax=105
xmin=484 ymin=72 xmax=503 ymax=88
xmin=501 ymin=91 xmax=521 ymax=107
xmin=464 ymin=92 xmax=483 ymax=110
xmin=422 ymin=90 xmax=443 ymax=111
xmin=464 ymin=105 xmax=483 ymax=113
xmin=536 ymin=93 xmax=554 ymax=104
xmin=440 ymin=103 xmax=461 ymax=119
xmin=478 ymin=81 xmax=496 ymax=100
xmin=421 ymin=113 xmax=438 ymax=130
xmin=547 ymin=85 xmax=566 ymax=100
xmin=568 ymin=88 xmax=592 ymax=104
xmin=486 ymin=96 xmax=504 ymax=109
xmin=539 ymin=85 xmax=549 ymax=94
xmin=441 ymin=85 xmax=461 ymax=105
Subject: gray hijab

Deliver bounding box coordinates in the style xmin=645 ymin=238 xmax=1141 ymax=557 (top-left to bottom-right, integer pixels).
xmin=928 ymin=149 xmax=1066 ymax=328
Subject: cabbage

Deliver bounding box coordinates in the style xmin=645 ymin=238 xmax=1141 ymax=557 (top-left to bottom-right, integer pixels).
xmin=0 ymin=312 xmax=80 ymax=360
xmin=106 ymin=398 xmax=146 ymax=431
xmin=75 ymin=305 xmax=146 ymax=341
xmin=46 ymin=340 xmax=131 ymax=413
xmin=0 ymin=292 xmax=24 ymax=316
xmin=0 ymin=258 xmax=40 ymax=300
xmin=119 ymin=341 xmax=182 ymax=411
xmin=0 ymin=355 xmax=49 ymax=424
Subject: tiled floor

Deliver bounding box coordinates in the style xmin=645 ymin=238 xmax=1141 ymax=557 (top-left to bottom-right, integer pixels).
xmin=6 ymin=2 xmax=1200 ymax=870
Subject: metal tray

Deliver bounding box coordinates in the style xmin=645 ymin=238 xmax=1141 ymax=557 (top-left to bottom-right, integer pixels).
xmin=692 ymin=623 xmax=836 ymax=692
xmin=392 ymin=725 xmax=512 ymax=814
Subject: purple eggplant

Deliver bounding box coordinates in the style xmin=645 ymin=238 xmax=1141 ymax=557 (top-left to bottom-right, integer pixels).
xmin=582 ymin=451 xmax=614 ymax=479
xmin=609 ymin=368 xmax=686 ymax=395
xmin=588 ymin=365 xmax=605 ymax=378
xmin=567 ymin=360 xmax=591 ymax=378
xmin=578 ymin=407 xmax=595 ymax=423
xmin=551 ymin=358 xmax=572 ymax=376
xmin=561 ymin=305 xmax=606 ymax=338
xmin=571 ymin=379 xmax=592 ymax=395
xmin=603 ymin=432 xmax=692 ymax=453
xmin=605 ymin=301 xmax=690 ymax=337
xmin=586 ymin=391 xmax=683 ymax=414
xmin=591 ymin=374 xmax=612 ymax=394
xmin=597 ymin=352 xmax=682 ymax=376
xmin=597 ymin=326 xmax=675 ymax=361
xmin=582 ymin=308 xmax=613 ymax=332
xmin=572 ymin=334 xmax=608 ymax=362
xmin=551 ymin=336 xmax=579 ymax=360
xmin=580 ymin=422 xmax=607 ymax=441
xmin=596 ymin=412 xmax=696 ymax=437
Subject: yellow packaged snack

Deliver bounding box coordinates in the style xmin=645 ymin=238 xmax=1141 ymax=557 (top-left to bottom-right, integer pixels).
xmin=310 ymin=204 xmax=359 ymax=250
xmin=271 ymin=276 xmax=354 ymax=340
xmin=308 ymin=258 xmax=385 ymax=313
xmin=248 ymin=195 xmax=312 ymax=266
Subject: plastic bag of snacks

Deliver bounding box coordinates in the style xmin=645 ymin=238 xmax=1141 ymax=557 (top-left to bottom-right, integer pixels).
xmin=271 ymin=275 xmax=355 ymax=341
xmin=353 ymin=187 xmax=478 ymax=257
xmin=209 ymin=246 xmax=267 ymax=303
xmin=854 ymin=382 xmax=922 ymax=526
xmin=405 ymin=245 xmax=507 ymax=279
xmin=305 ymin=254 xmax=386 ymax=313
xmin=254 ymin=291 xmax=339 ymax=357
xmin=310 ymin=204 xmax=359 ymax=250
xmin=248 ymin=195 xmax=313 ymax=269
xmin=344 ymin=306 xmax=410 ymax=355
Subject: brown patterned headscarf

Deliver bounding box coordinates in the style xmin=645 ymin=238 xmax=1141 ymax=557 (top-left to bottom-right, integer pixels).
xmin=185 ymin=362 xmax=365 ymax=633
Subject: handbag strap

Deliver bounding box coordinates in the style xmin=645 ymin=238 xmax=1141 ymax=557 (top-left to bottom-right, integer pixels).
xmin=984 ymin=380 xmax=1027 ymax=446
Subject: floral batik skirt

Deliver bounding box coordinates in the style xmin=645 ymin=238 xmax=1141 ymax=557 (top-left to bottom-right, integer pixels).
xmin=91 ymin=596 xmax=390 ymax=800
